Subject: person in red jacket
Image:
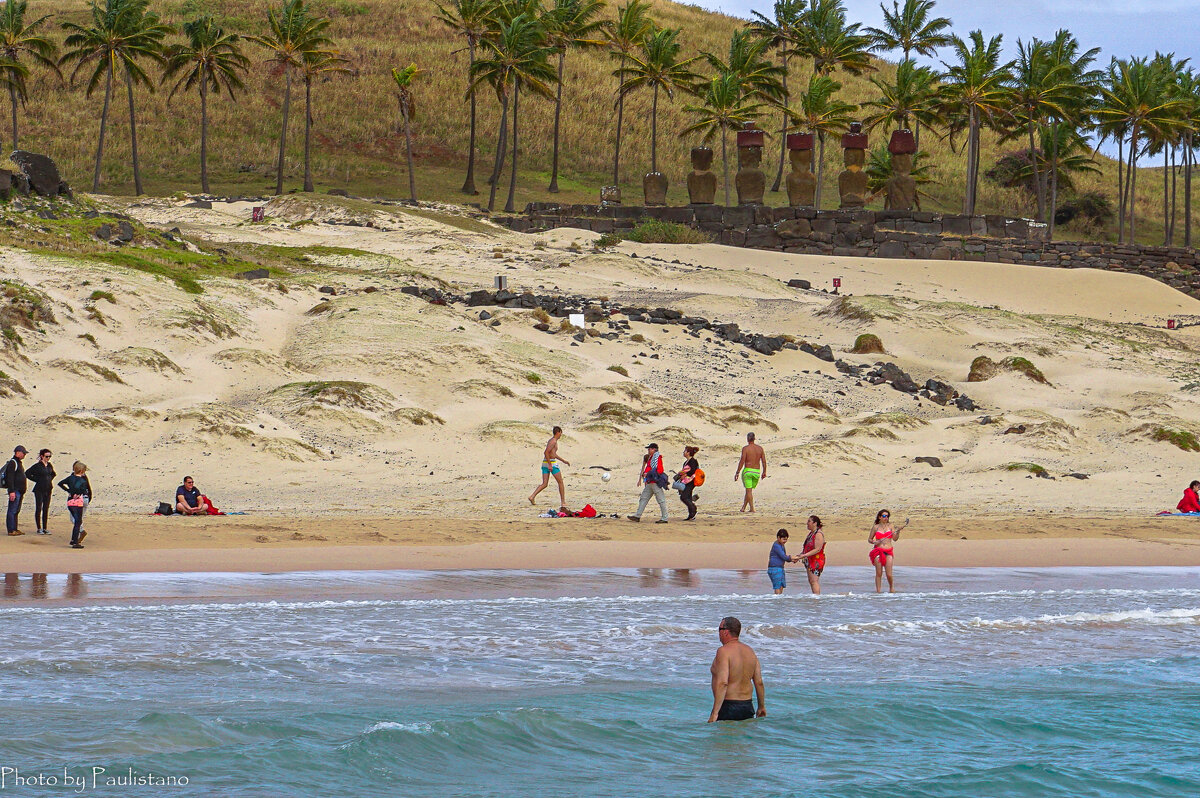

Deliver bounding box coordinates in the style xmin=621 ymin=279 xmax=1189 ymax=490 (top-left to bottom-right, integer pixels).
xmin=1178 ymin=481 xmax=1200 ymax=513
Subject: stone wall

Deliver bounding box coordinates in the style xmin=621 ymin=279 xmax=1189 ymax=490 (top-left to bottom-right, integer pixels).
xmin=494 ymin=204 xmax=1200 ymax=299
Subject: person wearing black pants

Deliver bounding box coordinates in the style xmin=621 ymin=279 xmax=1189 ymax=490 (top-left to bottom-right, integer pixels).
xmin=3 ymin=445 xmax=28 ymax=536
xmin=24 ymin=449 xmax=56 ymax=535
xmin=58 ymin=461 xmax=93 ymax=549
xmin=675 ymin=446 xmax=701 ymax=521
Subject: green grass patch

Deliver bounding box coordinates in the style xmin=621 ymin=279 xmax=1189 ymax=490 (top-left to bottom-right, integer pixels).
xmin=607 ymin=364 xmax=629 ymax=377
xmin=88 ymin=290 xmax=117 ymax=304
xmin=1004 ymin=462 xmax=1048 ymax=476
xmin=525 ymin=372 xmax=542 ymax=384
xmin=850 ymin=333 xmax=885 ymax=354
xmin=1150 ymin=427 xmax=1200 ymax=452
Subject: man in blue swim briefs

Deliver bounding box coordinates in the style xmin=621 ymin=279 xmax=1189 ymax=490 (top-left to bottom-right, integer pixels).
xmin=528 ymin=426 xmax=570 ymax=509
xmin=708 ymin=616 xmax=766 ymax=722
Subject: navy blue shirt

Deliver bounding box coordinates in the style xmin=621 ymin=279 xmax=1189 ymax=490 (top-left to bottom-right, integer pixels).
xmin=177 ymin=485 xmax=200 ymax=508
xmin=768 ymin=541 xmax=790 ymax=568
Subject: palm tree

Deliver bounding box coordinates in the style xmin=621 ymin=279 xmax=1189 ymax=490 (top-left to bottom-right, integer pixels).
xmin=298 ymin=49 xmax=350 ymax=192
xmin=162 ymin=16 xmax=248 ymax=194
xmin=681 ymin=71 xmax=765 ymax=205
xmin=0 ymin=0 xmax=59 ymax=152
xmin=788 ymin=72 xmax=856 ymax=208
xmin=434 ymin=0 xmax=498 ymax=195
xmin=544 ymin=0 xmax=605 ymax=193
xmin=1096 ymin=56 xmax=1187 ymax=242
xmin=603 ymin=0 xmax=652 ymax=188
xmin=61 ymin=0 xmax=171 ymax=194
xmin=1007 ymin=36 xmax=1075 ymax=222
xmin=703 ymin=29 xmax=785 ymax=104
xmin=796 ymin=0 xmax=874 ymax=78
xmin=862 ymin=58 xmax=939 ymax=137
xmin=864 ymin=0 xmax=952 ymax=63
xmin=247 ymin=0 xmax=334 ymax=195
xmin=938 ymin=30 xmax=1012 ymax=215
xmin=1043 ymin=30 xmax=1100 ymax=238
xmin=750 ymin=0 xmax=804 ymax=191
xmin=617 ymin=27 xmax=699 ymax=176
xmin=392 ymin=63 xmax=421 ymax=202
xmin=469 ymin=11 xmax=555 ymax=212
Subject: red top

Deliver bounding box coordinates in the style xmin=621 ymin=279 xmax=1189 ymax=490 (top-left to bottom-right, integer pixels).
xmin=1178 ymin=488 xmax=1200 ymax=513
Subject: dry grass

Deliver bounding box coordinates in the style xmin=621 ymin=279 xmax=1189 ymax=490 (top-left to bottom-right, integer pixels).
xmin=8 ymin=0 xmax=1193 ymax=241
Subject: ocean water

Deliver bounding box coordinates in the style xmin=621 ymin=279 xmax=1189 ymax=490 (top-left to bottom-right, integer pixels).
xmin=1 ymin=567 xmax=1198 ymax=797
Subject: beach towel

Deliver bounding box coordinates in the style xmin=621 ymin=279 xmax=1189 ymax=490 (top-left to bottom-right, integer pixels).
xmin=575 ymin=504 xmax=597 ymax=518
xmin=200 ymin=495 xmax=226 ymax=516
xmin=1155 ymin=511 xmax=1200 ymax=516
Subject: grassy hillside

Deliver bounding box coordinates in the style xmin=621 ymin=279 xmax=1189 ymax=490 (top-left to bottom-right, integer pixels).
xmin=15 ymin=0 xmax=1198 ymax=244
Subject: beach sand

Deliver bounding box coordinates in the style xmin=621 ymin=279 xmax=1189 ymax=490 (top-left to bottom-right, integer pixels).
xmin=3 ymin=194 xmax=1200 ymax=575
xmin=2 ymin=513 xmax=1199 ymax=573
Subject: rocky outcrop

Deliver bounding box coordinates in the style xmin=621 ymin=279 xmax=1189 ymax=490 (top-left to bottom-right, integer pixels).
xmin=7 ymin=151 xmax=70 ymax=198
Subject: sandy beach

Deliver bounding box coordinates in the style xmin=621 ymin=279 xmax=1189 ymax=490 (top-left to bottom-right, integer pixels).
xmin=2 ymin=513 xmax=1198 ymax=573
xmin=4 ymin=195 xmax=1200 ymax=577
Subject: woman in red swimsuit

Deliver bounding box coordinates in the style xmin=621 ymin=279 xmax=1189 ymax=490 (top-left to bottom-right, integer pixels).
xmin=794 ymin=515 xmax=826 ymax=595
xmin=868 ymin=509 xmax=903 ymax=593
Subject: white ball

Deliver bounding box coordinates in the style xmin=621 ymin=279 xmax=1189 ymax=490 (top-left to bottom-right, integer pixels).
xmin=601 ymin=472 xmax=611 ymax=482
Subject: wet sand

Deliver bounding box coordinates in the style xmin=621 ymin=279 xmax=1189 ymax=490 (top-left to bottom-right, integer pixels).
xmin=2 ymin=513 xmax=1198 ymax=573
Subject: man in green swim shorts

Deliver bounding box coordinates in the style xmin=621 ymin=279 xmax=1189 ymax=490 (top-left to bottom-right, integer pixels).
xmin=734 ymin=432 xmax=767 ymax=513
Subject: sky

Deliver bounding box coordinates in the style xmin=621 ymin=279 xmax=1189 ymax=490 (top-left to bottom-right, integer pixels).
xmin=691 ymin=0 xmax=1200 ymax=67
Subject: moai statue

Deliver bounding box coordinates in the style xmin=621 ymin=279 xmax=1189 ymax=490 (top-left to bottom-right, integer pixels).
xmin=735 ymin=123 xmax=766 ymax=205
xmin=687 ymin=146 xmax=717 ymax=205
xmin=886 ymin=129 xmax=918 ymax=211
xmin=838 ymin=122 xmax=869 ymax=210
xmin=785 ymin=133 xmax=816 ymax=208
xmin=643 ymin=171 xmax=668 ymax=206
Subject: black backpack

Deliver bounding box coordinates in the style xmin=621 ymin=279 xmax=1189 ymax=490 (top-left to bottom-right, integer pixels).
xmin=156 ymin=502 xmax=174 ymax=515
xmin=0 ymin=459 xmax=12 ymax=490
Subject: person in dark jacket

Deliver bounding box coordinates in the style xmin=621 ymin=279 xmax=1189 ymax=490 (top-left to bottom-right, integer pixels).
xmin=58 ymin=461 xmax=93 ymax=549
xmin=3 ymin=445 xmax=28 ymax=536
xmin=24 ymin=449 xmax=56 ymax=535
xmin=673 ymin=446 xmax=701 ymax=521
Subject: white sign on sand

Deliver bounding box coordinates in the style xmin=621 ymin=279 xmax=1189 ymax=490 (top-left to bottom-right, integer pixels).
xmin=569 ymin=313 xmax=585 ymax=328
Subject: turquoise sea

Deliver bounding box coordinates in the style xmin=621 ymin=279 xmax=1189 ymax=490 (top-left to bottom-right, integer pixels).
xmin=0 ymin=566 xmax=1198 ymax=797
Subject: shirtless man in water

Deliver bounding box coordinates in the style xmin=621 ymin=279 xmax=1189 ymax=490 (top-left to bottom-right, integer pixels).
xmin=528 ymin=426 xmax=570 ymax=508
xmin=734 ymin=432 xmax=767 ymax=513
xmin=708 ymin=616 xmax=766 ymax=722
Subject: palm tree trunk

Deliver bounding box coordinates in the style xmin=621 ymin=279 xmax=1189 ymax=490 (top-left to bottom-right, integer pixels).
xmin=504 ymin=84 xmax=520 ymax=213
xmin=612 ymin=55 xmax=626 ymax=188
xmin=1170 ymin=146 xmax=1177 ymax=244
xmin=200 ymin=79 xmax=210 ymax=194
xmin=1029 ymin=119 xmax=1044 ymax=222
xmin=771 ymin=50 xmax=788 ymax=193
xmin=1128 ymin=128 xmax=1139 ymax=242
xmin=404 ymin=112 xmax=416 ymax=202
xmin=462 ymin=38 xmax=479 ymax=195
xmin=816 ymin=133 xmax=825 ymax=210
xmin=8 ymin=82 xmax=18 ymax=152
xmin=721 ymin=127 xmax=730 ymax=206
xmin=1117 ymin=134 xmax=1125 ymax=243
xmin=1048 ymin=121 xmax=1059 ymax=238
xmin=125 ymin=68 xmax=143 ymax=196
xmin=1186 ymin=134 xmax=1193 ymax=248
xmin=303 ymin=76 xmax=314 ymax=193
xmin=549 ymin=50 xmax=565 ymax=193
xmin=965 ymin=110 xmax=978 ymax=215
xmin=276 ymin=68 xmax=291 ymax=195
xmin=92 ymin=64 xmax=113 ymax=192
xmin=487 ymin=91 xmax=509 ymax=212
xmin=1163 ymin=146 xmax=1170 ymax=245
xmin=650 ymin=83 xmax=658 ymax=174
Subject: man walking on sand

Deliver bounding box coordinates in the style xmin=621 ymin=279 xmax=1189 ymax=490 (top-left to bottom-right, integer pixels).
xmin=734 ymin=432 xmax=767 ymax=513
xmin=529 ymin=426 xmax=570 ymax=508
xmin=4 ymin=445 xmax=28 ymax=536
xmin=628 ymin=443 xmax=669 ymax=524
xmin=709 ymin=616 xmax=766 ymax=722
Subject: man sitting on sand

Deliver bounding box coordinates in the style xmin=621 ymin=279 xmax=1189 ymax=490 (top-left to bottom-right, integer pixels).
xmin=734 ymin=432 xmax=767 ymax=513
xmin=176 ymin=476 xmax=206 ymax=516
xmin=708 ymin=616 xmax=766 ymax=722
xmin=528 ymin=426 xmax=570 ymax=509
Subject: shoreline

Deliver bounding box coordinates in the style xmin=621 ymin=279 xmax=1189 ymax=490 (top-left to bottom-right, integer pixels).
xmin=0 ymin=514 xmax=1198 ymax=573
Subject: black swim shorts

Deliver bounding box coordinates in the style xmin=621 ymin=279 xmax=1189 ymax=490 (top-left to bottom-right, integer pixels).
xmin=716 ymin=699 xmax=755 ymax=721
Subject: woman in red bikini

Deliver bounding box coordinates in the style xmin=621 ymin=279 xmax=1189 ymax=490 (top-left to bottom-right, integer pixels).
xmin=868 ymin=509 xmax=907 ymax=593
xmin=794 ymin=515 xmax=826 ymax=595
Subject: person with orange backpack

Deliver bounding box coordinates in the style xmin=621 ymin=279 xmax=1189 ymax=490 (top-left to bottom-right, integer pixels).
xmin=672 ymin=446 xmax=704 ymax=521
